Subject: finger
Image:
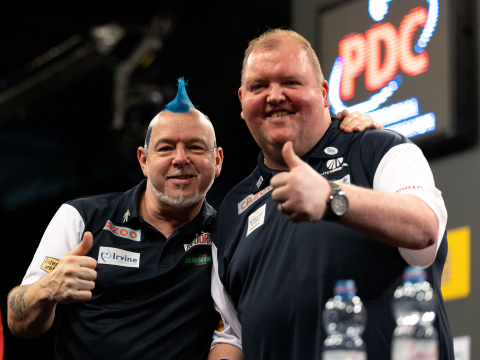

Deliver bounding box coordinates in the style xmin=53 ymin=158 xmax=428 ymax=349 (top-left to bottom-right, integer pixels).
xmin=336 ymin=109 xmax=349 ymax=120
xmin=60 ymin=290 xmax=93 ymax=304
xmin=339 ymin=111 xmax=364 ymax=131
xmin=271 ymin=187 xmax=290 ymax=204
xmin=76 ymin=267 xmax=97 ymax=281
xmin=75 ymin=279 xmax=96 ymax=291
xmin=372 ymin=121 xmax=384 ymax=130
xmin=282 ymin=141 xmax=304 ymax=170
xmin=338 ymin=111 xmax=353 ymax=129
xmin=67 ymin=232 xmax=93 ymax=256
xmin=270 ymin=172 xmax=290 ymax=188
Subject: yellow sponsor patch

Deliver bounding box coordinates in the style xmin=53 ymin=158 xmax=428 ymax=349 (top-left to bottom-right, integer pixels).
xmin=441 ymin=226 xmax=470 ymax=301
xmin=217 ymin=318 xmax=225 ymax=332
xmin=41 ymin=256 xmax=60 ymax=273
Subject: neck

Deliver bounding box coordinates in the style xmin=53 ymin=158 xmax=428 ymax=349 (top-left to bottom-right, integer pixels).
xmin=140 ymin=189 xmax=204 ymax=238
xmin=264 ymin=155 xmax=289 ymax=171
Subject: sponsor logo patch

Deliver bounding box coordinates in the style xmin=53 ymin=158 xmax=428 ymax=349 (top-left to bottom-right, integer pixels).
xmin=103 ymin=220 xmax=141 ymax=242
xmin=183 ymin=254 xmax=212 ymax=266
xmin=256 ymin=176 xmax=264 ymax=189
xmin=98 ymin=246 xmax=140 ymax=268
xmin=333 ymin=174 xmax=351 ymax=184
xmin=324 ymin=147 xmax=338 ymax=155
xmin=41 ymin=256 xmax=59 ymax=273
xmin=320 ymin=159 xmax=349 ymax=176
xmin=217 ymin=318 xmax=225 ymax=332
xmin=184 ymin=232 xmax=212 ymax=251
xmin=395 ymin=185 xmax=425 ymax=193
xmin=327 ymin=157 xmax=344 ymax=170
xmin=238 ymin=185 xmax=273 ymax=214
xmin=247 ymin=204 xmax=266 ymax=236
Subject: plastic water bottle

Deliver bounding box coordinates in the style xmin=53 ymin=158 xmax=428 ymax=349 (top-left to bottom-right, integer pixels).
xmin=322 ymin=280 xmax=367 ymax=360
xmin=391 ymin=267 xmax=438 ymax=360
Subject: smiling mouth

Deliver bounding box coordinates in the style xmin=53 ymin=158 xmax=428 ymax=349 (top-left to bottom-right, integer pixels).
xmin=168 ymin=175 xmax=196 ymax=180
xmin=268 ymin=111 xmax=292 ymax=118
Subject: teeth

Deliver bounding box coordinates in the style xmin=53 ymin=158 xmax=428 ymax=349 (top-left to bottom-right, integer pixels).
xmin=270 ymin=111 xmax=289 ymax=118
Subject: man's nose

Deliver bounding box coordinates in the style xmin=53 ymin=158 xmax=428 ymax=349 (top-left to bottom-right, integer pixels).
xmin=172 ymin=147 xmax=190 ymax=166
xmin=266 ymin=84 xmax=285 ymax=104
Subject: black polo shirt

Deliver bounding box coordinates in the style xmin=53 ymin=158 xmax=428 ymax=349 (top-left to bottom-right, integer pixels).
xmin=212 ymin=119 xmax=453 ymax=360
xmin=22 ymin=180 xmax=218 ymax=360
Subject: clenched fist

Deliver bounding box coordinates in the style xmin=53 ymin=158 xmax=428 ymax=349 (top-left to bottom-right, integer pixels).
xmin=40 ymin=232 xmax=97 ymax=304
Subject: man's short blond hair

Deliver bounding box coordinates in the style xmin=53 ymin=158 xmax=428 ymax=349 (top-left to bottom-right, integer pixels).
xmin=241 ymin=29 xmax=324 ymax=86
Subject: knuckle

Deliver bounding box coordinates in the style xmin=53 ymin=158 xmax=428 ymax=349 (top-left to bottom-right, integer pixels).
xmin=64 ymin=267 xmax=77 ymax=277
xmin=64 ymin=279 xmax=76 ymax=288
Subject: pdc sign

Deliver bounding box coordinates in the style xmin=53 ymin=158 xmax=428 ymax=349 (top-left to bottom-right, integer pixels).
xmin=318 ymin=0 xmax=450 ymax=141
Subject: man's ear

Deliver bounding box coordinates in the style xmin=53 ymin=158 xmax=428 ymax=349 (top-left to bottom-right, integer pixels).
xmin=214 ymin=147 xmax=224 ymax=178
xmin=322 ymin=79 xmax=330 ymax=108
xmin=238 ymin=88 xmax=245 ymax=120
xmin=138 ymin=147 xmax=148 ymax=177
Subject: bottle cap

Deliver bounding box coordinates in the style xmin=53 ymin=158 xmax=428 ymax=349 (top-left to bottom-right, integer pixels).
xmin=334 ymin=279 xmax=357 ymax=297
xmin=403 ymin=266 xmax=427 ymax=283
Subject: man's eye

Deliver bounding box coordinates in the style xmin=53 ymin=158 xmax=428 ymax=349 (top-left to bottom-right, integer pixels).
xmin=251 ymin=84 xmax=264 ymax=91
xmin=158 ymin=146 xmax=173 ymax=152
xmin=189 ymin=146 xmax=206 ymax=154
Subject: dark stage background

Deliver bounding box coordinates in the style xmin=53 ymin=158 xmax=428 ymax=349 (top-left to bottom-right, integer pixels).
xmin=0 ymin=2 xmax=289 ymax=357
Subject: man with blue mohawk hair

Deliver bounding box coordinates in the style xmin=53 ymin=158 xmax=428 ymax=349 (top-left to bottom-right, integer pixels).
xmin=8 ymin=73 xmax=376 ymax=360
xmin=8 ymin=77 xmax=223 ymax=360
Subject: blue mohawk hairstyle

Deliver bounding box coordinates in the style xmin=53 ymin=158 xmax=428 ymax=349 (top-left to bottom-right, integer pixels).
xmin=144 ymin=77 xmax=194 ymax=156
xmin=164 ymin=77 xmax=195 ymax=113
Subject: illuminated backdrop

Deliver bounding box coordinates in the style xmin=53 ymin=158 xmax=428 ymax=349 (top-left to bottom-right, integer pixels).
xmin=317 ymin=0 xmax=477 ymax=157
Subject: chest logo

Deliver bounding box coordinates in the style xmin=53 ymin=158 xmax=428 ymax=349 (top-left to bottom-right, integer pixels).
xmin=327 ymin=157 xmax=344 ymax=170
xmin=184 ymin=232 xmax=212 ymax=251
xmin=324 ymin=147 xmax=338 ymax=155
xmin=103 ymin=220 xmax=141 ymax=242
xmin=247 ymin=204 xmax=266 ymax=236
xmin=333 ymin=174 xmax=351 ymax=184
xmin=123 ymin=210 xmax=130 ymax=223
xmin=238 ymin=185 xmax=273 ymax=214
xmin=98 ymin=246 xmax=140 ymax=268
xmin=256 ymin=176 xmax=264 ymax=189
xmin=183 ymin=254 xmax=212 ymax=266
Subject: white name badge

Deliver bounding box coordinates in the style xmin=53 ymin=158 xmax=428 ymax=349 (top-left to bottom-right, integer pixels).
xmin=247 ymin=204 xmax=266 ymax=236
xmin=98 ymin=246 xmax=140 ymax=268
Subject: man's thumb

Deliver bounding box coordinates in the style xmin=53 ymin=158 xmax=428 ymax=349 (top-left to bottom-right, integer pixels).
xmin=67 ymin=231 xmax=93 ymax=256
xmin=282 ymin=141 xmax=303 ymax=169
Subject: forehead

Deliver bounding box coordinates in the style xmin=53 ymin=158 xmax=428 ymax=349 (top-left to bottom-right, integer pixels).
xmin=245 ymin=40 xmax=313 ymax=79
xmin=150 ymin=110 xmax=214 ymax=143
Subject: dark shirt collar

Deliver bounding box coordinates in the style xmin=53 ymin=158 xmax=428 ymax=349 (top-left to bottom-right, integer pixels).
xmin=250 ymin=118 xmax=352 ymax=193
xmin=116 ymin=179 xmax=216 ymax=232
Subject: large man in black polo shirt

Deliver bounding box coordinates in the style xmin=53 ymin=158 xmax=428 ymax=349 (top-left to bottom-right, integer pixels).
xmin=210 ymin=29 xmax=454 ymax=360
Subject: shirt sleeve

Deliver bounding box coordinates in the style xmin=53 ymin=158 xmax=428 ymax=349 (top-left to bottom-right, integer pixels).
xmin=21 ymin=204 xmax=85 ymax=285
xmin=373 ymin=143 xmax=447 ymax=268
xmin=210 ymin=243 xmax=242 ymax=351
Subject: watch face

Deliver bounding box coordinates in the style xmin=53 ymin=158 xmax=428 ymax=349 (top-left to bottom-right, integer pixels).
xmin=331 ymin=194 xmax=348 ymax=216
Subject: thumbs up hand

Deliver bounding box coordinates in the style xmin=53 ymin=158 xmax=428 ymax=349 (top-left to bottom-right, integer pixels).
xmin=41 ymin=232 xmax=97 ymax=304
xmin=270 ymin=142 xmax=330 ymax=223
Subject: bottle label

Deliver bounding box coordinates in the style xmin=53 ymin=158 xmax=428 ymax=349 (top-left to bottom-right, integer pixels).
xmin=323 ymin=350 xmax=367 ymax=360
xmin=392 ymin=339 xmax=438 ymax=360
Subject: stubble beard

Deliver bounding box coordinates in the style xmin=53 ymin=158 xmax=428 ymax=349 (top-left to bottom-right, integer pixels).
xmin=147 ymin=166 xmax=214 ymax=208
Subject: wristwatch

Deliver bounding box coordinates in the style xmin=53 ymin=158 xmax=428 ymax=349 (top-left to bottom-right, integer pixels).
xmin=324 ymin=180 xmax=349 ymax=221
